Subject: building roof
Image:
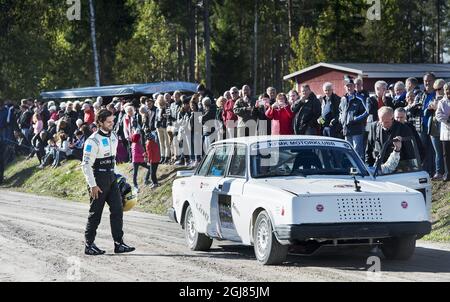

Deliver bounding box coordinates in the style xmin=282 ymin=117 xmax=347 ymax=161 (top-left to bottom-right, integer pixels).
xmin=284 ymin=62 xmax=450 ymax=80
xmin=40 ymin=81 xmax=198 ymax=99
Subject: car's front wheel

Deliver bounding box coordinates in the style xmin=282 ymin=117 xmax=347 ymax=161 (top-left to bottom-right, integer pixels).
xmin=253 ymin=211 xmax=288 ymax=265
xmin=381 ymin=235 xmax=416 ymax=260
xmin=184 ymin=205 xmax=213 ymax=251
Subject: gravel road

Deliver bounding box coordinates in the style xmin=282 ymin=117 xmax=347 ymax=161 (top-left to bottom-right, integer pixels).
xmin=0 ymin=190 xmax=449 ymax=282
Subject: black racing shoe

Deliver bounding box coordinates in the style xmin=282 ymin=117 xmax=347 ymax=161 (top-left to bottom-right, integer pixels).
xmin=114 ymin=242 xmax=135 ymax=254
xmin=85 ymin=243 xmax=106 ymax=256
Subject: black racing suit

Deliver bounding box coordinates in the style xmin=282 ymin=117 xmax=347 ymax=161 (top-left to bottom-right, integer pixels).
xmin=81 ymin=130 xmax=123 ymax=245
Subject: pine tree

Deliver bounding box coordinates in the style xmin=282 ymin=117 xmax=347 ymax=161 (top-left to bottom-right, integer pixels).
xmin=315 ymin=0 xmax=368 ymax=62
xmin=289 ymin=27 xmax=319 ymax=72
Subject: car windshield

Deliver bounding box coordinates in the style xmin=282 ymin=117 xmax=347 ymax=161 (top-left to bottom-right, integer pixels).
xmin=250 ymin=140 xmax=370 ymax=178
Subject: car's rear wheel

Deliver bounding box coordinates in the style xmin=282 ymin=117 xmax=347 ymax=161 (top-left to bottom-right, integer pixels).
xmin=253 ymin=211 xmax=288 ymax=265
xmin=381 ymin=235 xmax=416 ymax=260
xmin=184 ymin=205 xmax=213 ymax=251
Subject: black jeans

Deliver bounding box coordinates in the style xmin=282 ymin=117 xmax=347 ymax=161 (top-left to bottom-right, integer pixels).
xmin=420 ymin=132 xmax=435 ymax=175
xmin=133 ymin=162 xmax=151 ymax=187
xmin=70 ymin=148 xmax=83 ymax=161
xmin=85 ymin=172 xmax=124 ymax=245
xmin=443 ymin=141 xmax=450 ymax=181
xmin=150 ymin=163 xmax=159 ymax=185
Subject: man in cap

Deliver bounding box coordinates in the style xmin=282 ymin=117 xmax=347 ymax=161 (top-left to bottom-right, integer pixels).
xmin=197 ymin=83 xmax=215 ymax=105
xmin=339 ymin=75 xmax=368 ymax=159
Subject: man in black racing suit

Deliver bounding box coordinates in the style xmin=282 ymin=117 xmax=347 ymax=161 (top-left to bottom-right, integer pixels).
xmin=82 ymin=109 xmax=135 ymax=255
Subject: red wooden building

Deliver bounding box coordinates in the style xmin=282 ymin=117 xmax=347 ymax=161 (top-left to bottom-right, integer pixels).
xmin=284 ymin=63 xmax=450 ymax=97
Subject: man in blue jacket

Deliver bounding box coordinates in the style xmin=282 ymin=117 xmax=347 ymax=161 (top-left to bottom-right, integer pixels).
xmin=0 ymin=99 xmax=8 ymax=142
xmin=339 ymin=76 xmax=369 ymax=159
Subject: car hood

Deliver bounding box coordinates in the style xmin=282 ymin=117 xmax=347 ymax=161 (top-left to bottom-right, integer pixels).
xmin=250 ymin=177 xmax=412 ymax=196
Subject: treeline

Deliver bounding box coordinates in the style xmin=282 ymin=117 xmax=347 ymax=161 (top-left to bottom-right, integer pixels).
xmin=0 ymin=0 xmax=449 ymax=99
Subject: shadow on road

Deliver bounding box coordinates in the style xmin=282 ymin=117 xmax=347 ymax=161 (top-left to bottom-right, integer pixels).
xmin=200 ymin=244 xmax=450 ymax=273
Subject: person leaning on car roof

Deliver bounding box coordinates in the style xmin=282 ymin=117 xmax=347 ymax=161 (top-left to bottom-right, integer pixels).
xmin=366 ymin=106 xmax=415 ymax=167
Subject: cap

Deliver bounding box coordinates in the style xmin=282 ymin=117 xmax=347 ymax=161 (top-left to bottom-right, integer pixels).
xmin=181 ymin=95 xmax=190 ymax=105
xmin=344 ymin=75 xmax=354 ymax=85
xmin=146 ymin=132 xmax=156 ymax=141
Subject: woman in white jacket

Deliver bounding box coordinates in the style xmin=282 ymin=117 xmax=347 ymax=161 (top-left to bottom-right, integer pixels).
xmin=155 ymin=95 xmax=171 ymax=164
xmin=436 ymin=82 xmax=450 ymax=181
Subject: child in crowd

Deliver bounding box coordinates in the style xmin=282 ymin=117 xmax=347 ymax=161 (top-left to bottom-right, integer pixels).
xmin=39 ymin=137 xmax=57 ymax=168
xmin=52 ymin=132 xmax=71 ymax=168
xmin=69 ymin=130 xmax=85 ymax=161
xmin=145 ymin=132 xmax=160 ymax=189
xmin=131 ymin=133 xmax=151 ymax=192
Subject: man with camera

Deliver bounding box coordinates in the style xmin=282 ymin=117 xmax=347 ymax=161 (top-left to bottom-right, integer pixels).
xmin=366 ymin=106 xmax=415 ymax=168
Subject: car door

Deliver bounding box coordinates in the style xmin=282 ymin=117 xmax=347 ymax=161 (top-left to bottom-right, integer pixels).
xmin=191 ymin=144 xmax=232 ymax=237
xmin=214 ymin=144 xmax=247 ymax=242
xmin=373 ymin=137 xmax=431 ymax=209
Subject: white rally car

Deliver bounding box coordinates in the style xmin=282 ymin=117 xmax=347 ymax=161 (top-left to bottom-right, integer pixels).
xmin=169 ymin=136 xmax=431 ymax=265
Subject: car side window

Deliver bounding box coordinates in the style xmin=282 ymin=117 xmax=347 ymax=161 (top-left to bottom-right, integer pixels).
xmin=206 ymin=145 xmax=231 ymax=177
xmin=197 ymin=148 xmax=215 ymax=176
xmin=228 ymin=145 xmax=246 ymax=178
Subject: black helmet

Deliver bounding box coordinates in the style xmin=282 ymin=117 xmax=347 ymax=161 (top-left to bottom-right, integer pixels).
xmin=115 ymin=174 xmax=136 ymax=211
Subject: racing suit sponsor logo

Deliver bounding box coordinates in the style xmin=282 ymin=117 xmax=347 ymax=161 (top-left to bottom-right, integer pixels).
xmin=102 ymin=138 xmax=109 ymax=147
xmin=85 ymin=144 xmax=92 ymax=152
xmin=99 ymin=159 xmax=113 ymax=165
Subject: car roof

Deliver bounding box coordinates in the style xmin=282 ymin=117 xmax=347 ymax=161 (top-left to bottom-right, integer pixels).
xmin=211 ymin=135 xmax=348 ymax=146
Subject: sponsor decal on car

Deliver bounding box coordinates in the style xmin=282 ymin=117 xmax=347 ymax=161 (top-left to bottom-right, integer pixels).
xmin=252 ymin=140 xmax=351 ymax=150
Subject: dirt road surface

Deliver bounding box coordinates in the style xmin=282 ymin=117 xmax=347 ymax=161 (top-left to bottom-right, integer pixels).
xmin=0 ymin=190 xmax=449 ymax=282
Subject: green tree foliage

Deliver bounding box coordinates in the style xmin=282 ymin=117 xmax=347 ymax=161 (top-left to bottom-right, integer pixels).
xmin=289 ymin=27 xmax=320 ymax=72
xmin=314 ymin=0 xmax=368 ymax=62
xmin=0 ymin=0 xmax=449 ymax=100
xmin=113 ymin=0 xmax=176 ymax=84
xmin=211 ymin=0 xmax=252 ymax=94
